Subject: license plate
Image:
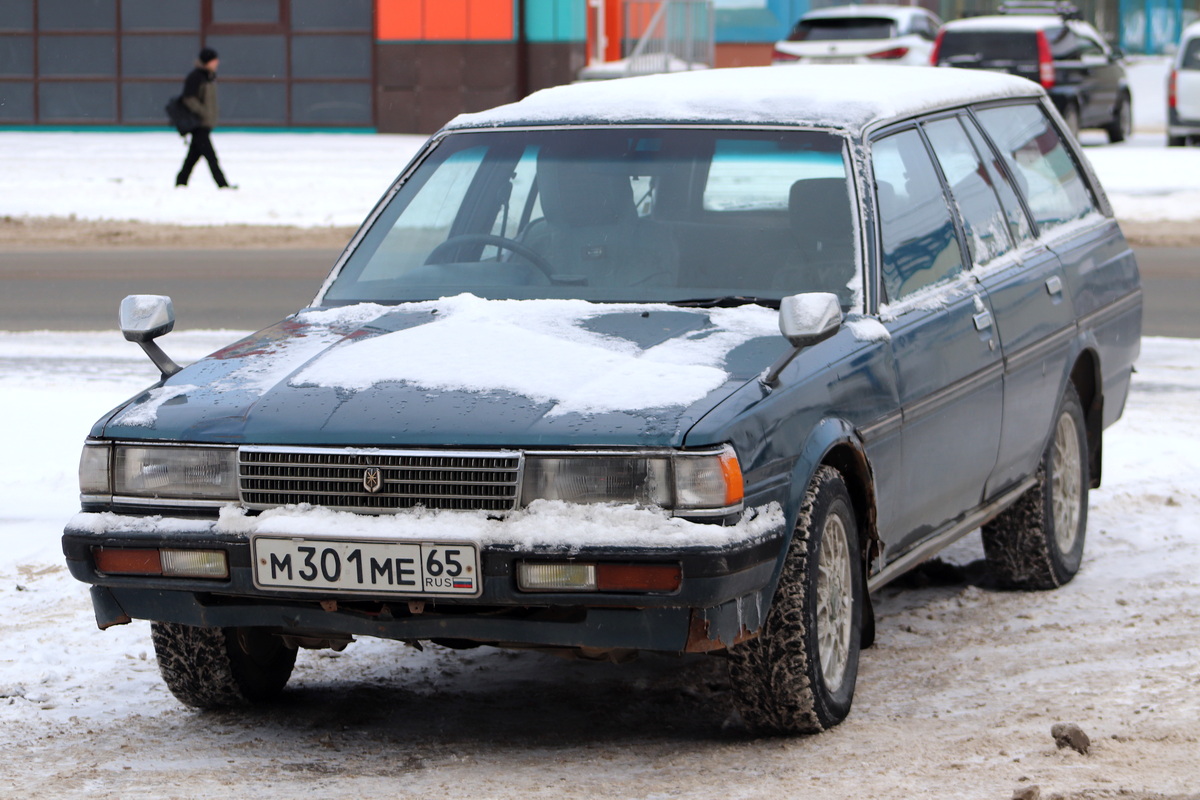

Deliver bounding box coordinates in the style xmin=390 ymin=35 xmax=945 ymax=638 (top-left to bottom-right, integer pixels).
xmin=251 ymin=536 xmax=481 ymax=597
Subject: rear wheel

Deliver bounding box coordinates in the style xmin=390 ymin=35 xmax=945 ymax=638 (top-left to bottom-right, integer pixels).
xmin=1105 ymin=92 xmax=1132 ymax=143
xmin=1167 ymin=135 xmax=1187 ymax=147
xmin=151 ymin=622 xmax=297 ymax=709
xmin=982 ymin=384 xmax=1089 ymax=590
xmin=727 ymin=466 xmax=863 ymax=734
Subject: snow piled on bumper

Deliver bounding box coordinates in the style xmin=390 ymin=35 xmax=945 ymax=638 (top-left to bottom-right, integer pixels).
xmin=67 ymin=500 xmax=785 ymax=551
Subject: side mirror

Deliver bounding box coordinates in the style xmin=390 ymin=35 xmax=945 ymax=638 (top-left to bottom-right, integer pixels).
xmin=120 ymin=294 xmax=175 ymax=342
xmin=119 ymin=294 xmax=182 ymax=378
xmin=779 ymin=292 xmax=843 ymax=348
xmin=763 ymin=293 xmax=843 ymax=386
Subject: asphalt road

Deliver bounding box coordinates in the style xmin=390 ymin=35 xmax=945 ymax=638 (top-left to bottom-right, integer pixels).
xmin=0 ymin=246 xmax=1195 ymax=336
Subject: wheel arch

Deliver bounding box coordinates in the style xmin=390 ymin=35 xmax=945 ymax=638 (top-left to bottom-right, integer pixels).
xmin=789 ymin=419 xmax=880 ymax=648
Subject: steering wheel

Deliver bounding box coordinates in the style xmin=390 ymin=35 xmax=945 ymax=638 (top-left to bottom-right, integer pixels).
xmin=423 ymin=233 xmax=555 ymax=279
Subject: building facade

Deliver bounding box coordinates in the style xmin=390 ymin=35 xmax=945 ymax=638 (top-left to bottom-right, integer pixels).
xmin=0 ymin=0 xmax=584 ymax=132
xmin=1 ymin=0 xmax=1195 ymax=132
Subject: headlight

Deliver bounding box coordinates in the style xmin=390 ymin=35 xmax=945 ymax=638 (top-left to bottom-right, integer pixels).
xmin=521 ymin=445 xmax=743 ymax=515
xmin=113 ymin=445 xmax=239 ymax=501
xmin=79 ymin=442 xmax=112 ymax=495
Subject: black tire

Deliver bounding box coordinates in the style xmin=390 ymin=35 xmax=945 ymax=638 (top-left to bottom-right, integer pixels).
xmin=1105 ymin=92 xmax=1132 ymax=143
xmin=151 ymin=622 xmax=297 ymax=709
xmin=982 ymin=384 xmax=1089 ymax=590
xmin=727 ymin=466 xmax=863 ymax=734
xmin=1167 ymin=135 xmax=1186 ymax=147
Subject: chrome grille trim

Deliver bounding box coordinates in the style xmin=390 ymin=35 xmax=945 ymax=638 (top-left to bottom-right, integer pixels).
xmin=238 ymin=446 xmax=523 ymax=513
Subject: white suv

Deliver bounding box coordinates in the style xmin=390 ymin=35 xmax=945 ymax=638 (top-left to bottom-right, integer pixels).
xmin=772 ymin=4 xmax=942 ymax=66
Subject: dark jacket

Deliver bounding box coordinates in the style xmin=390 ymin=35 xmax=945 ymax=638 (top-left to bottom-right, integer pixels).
xmin=182 ymin=63 xmax=219 ymax=128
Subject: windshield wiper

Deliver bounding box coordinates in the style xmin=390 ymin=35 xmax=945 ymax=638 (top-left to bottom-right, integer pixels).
xmin=667 ymin=296 xmax=781 ymax=309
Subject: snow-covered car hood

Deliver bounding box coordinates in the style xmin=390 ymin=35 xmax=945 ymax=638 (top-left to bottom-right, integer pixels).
xmin=97 ymin=295 xmax=789 ymax=448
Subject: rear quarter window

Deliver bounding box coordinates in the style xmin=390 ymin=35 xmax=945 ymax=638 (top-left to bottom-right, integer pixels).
xmin=1182 ymin=37 xmax=1200 ymax=69
xmin=975 ymin=103 xmax=1097 ymax=233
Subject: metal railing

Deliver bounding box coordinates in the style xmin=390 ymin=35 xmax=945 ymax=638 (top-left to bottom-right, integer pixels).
xmin=581 ymin=0 xmax=714 ymax=80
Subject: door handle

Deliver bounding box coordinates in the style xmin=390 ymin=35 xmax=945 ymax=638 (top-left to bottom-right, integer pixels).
xmin=973 ymin=310 xmax=993 ymax=331
xmin=1046 ymin=276 xmax=1064 ymax=296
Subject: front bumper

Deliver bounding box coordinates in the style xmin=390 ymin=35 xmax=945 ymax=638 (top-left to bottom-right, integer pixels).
xmin=62 ymin=509 xmax=787 ymax=654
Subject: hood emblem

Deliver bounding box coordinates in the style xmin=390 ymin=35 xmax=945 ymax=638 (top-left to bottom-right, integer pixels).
xmin=363 ymin=467 xmax=383 ymax=493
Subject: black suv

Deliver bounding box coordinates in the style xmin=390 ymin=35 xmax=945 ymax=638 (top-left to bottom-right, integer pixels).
xmin=933 ymin=1 xmax=1132 ymax=142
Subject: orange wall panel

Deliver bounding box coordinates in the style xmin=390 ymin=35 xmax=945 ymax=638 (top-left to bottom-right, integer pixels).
xmin=377 ymin=0 xmax=423 ymax=40
xmin=468 ymin=0 xmax=514 ymax=40
xmin=425 ymin=0 xmax=470 ymax=39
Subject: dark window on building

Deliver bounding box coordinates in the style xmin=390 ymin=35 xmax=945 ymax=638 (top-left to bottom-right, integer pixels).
xmin=0 ymin=35 xmax=34 ymax=76
xmin=211 ymin=0 xmax=282 ymax=26
xmin=38 ymin=35 xmax=117 ymax=76
xmin=121 ymin=79 xmax=177 ymax=122
xmin=0 ymin=81 xmax=34 ymax=120
xmin=292 ymin=82 xmax=371 ymax=124
xmin=39 ymin=80 xmax=115 ymax=120
xmin=122 ymin=35 xmax=198 ymax=77
xmin=0 ymin=0 xmax=35 ymax=31
xmin=38 ymin=0 xmax=115 ymax=31
xmin=220 ymin=81 xmax=287 ymax=124
xmin=207 ymin=34 xmax=286 ymax=77
xmin=292 ymin=35 xmax=371 ymax=79
xmin=120 ymin=0 xmax=200 ymax=31
xmin=291 ymin=0 xmax=372 ymax=31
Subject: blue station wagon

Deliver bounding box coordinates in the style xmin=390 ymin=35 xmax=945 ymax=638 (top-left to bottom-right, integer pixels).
xmin=64 ymin=66 xmax=1141 ymax=734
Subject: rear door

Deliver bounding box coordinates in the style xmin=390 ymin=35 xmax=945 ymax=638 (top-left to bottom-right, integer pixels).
xmin=932 ymin=106 xmax=1077 ymax=498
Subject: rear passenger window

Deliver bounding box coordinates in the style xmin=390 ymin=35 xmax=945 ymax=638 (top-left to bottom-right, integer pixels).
xmin=960 ymin=114 xmax=1035 ymax=245
xmin=872 ymin=128 xmax=965 ymax=301
xmin=923 ymin=117 xmax=1012 ymax=267
xmin=976 ymin=104 xmax=1097 ymax=233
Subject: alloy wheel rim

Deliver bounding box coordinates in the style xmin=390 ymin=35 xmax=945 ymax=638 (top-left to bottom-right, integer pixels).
xmin=816 ymin=513 xmax=853 ymax=692
xmin=1051 ymin=412 xmax=1082 ymax=554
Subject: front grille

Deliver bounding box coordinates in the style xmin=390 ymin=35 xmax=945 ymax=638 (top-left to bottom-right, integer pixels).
xmin=239 ymin=447 xmax=522 ymax=513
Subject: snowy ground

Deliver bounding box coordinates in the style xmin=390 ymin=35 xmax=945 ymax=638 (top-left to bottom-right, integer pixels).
xmin=0 ymin=333 xmax=1197 ymax=799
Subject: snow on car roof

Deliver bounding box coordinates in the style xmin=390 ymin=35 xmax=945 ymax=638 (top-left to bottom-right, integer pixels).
xmin=446 ymin=65 xmax=1041 ymax=134
xmin=941 ymin=14 xmax=1068 ymax=32
xmin=801 ymin=4 xmax=929 ymax=20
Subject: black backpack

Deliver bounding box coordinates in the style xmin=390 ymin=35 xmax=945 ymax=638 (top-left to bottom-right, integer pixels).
xmin=165 ymin=95 xmax=200 ymax=136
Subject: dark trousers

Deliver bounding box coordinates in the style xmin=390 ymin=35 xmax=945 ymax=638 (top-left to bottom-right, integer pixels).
xmin=176 ymin=127 xmax=228 ymax=187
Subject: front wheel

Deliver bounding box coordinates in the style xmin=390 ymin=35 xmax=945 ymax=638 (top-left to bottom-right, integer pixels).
xmin=982 ymin=384 xmax=1089 ymax=590
xmin=727 ymin=466 xmax=863 ymax=734
xmin=151 ymin=622 xmax=297 ymax=709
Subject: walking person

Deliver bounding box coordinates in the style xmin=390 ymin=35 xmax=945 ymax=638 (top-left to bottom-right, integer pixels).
xmin=176 ymin=47 xmax=234 ymax=189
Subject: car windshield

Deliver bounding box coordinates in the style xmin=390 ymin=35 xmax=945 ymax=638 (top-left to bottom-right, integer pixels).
xmin=322 ymin=127 xmax=857 ymax=309
xmin=788 ymin=17 xmax=898 ymax=41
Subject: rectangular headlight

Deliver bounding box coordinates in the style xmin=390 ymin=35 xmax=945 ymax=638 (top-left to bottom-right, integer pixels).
xmin=520 ymin=446 xmax=743 ymax=514
xmin=521 ymin=455 xmax=670 ymax=506
xmin=113 ymin=445 xmax=238 ymax=500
